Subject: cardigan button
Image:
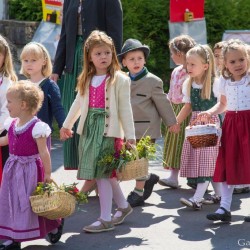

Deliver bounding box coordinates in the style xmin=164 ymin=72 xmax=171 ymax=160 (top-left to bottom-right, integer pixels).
xmin=106 ymin=97 xmax=109 ymax=100
xmin=106 ymin=106 xmax=109 ymax=110
xmin=106 ymin=115 xmax=109 ymax=118
xmin=104 ymin=133 xmax=107 ymax=136
xmin=105 ymin=124 xmax=108 ymax=127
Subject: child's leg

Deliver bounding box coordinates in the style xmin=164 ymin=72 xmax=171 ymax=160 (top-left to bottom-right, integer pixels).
xmin=83 ymin=178 xmax=114 ymax=233
xmin=158 ymin=169 xmax=179 ymax=188
xmin=109 ymin=178 xmax=128 ymax=210
xmin=206 ymin=182 xmax=233 ymax=222
xmin=193 ymin=181 xmax=210 ymax=202
xmin=109 ymin=178 xmax=133 ymax=225
xmin=211 ymin=181 xmax=222 ymax=197
xmin=180 ymin=181 xmax=209 ymax=210
xmin=90 ymin=178 xmax=112 ymax=226
xmin=216 ymin=182 xmax=234 ymax=213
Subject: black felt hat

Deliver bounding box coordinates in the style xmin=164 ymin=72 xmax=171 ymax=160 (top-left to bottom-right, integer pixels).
xmin=117 ymin=38 xmax=150 ymax=61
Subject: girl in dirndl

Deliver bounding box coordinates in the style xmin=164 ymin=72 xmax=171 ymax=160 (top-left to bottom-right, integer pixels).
xmin=0 ymin=82 xmax=63 ymax=250
xmin=200 ymin=40 xmax=250 ymax=222
xmin=172 ymin=45 xmax=222 ymax=210
xmin=0 ymin=35 xmax=17 ymax=186
xmin=159 ymin=35 xmax=196 ymax=189
xmin=60 ymin=30 xmax=135 ymax=233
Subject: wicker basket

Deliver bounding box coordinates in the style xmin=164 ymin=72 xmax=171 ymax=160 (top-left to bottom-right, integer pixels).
xmin=116 ymin=150 xmax=149 ymax=181
xmin=29 ymin=181 xmax=76 ymax=220
xmin=185 ymin=119 xmax=221 ymax=149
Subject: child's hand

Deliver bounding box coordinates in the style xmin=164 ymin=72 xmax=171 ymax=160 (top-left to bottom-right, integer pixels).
xmin=197 ymin=112 xmax=212 ymax=123
xmin=44 ymin=173 xmax=53 ymax=183
xmin=60 ymin=127 xmax=73 ymax=141
xmin=169 ymin=123 xmax=180 ymax=134
xmin=125 ymin=139 xmax=136 ymax=149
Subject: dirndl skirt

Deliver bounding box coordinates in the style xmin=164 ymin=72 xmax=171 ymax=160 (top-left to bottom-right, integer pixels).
xmin=62 ymin=36 xmax=83 ymax=170
xmin=77 ymin=108 xmax=121 ymax=180
xmin=180 ymin=111 xmax=220 ymax=179
xmin=163 ymin=103 xmax=190 ymax=169
xmin=213 ymin=110 xmax=250 ymax=184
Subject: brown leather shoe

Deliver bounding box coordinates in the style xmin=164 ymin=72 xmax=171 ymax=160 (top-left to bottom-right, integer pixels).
xmin=83 ymin=219 xmax=114 ymax=233
xmin=112 ymin=204 xmax=133 ymax=225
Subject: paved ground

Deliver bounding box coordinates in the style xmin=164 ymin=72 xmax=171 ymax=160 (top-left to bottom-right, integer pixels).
xmin=18 ymin=139 xmax=250 ymax=250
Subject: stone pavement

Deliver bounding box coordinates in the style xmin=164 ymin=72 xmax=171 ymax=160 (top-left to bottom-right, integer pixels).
xmin=20 ymin=139 xmax=250 ymax=250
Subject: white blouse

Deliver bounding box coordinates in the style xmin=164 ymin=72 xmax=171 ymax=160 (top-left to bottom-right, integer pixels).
xmin=219 ymin=74 xmax=250 ymax=111
xmin=4 ymin=117 xmax=51 ymax=138
xmin=0 ymin=76 xmax=12 ymax=134
xmin=182 ymin=79 xmax=220 ymax=103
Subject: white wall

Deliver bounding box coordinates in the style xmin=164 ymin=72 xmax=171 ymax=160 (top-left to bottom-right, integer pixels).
xmin=0 ymin=0 xmax=6 ymax=20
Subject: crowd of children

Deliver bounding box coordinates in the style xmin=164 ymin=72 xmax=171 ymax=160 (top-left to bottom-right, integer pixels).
xmin=0 ymin=24 xmax=250 ymax=249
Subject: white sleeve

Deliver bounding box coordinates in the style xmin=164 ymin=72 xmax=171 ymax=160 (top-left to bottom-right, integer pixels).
xmin=0 ymin=78 xmax=12 ymax=133
xmin=182 ymin=79 xmax=191 ymax=103
xmin=219 ymin=76 xmax=226 ymax=95
xmin=32 ymin=122 xmax=51 ymax=138
xmin=4 ymin=117 xmax=15 ymax=131
xmin=213 ymin=77 xmax=221 ymax=100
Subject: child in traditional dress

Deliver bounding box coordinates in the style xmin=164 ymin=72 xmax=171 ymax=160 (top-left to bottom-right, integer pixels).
xmin=0 ymin=81 xmax=63 ymax=250
xmin=20 ymin=42 xmax=65 ymax=142
xmin=60 ymin=30 xmax=135 ymax=233
xmin=199 ymin=40 xmax=250 ymax=222
xmin=116 ymin=38 xmax=177 ymax=207
xmin=159 ymin=35 xmax=196 ymax=189
xmin=0 ymin=35 xmax=17 ymax=185
xmin=172 ymin=45 xmax=222 ymax=210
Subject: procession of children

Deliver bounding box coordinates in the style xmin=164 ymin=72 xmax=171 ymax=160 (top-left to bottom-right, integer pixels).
xmin=0 ymin=5 xmax=250 ymax=250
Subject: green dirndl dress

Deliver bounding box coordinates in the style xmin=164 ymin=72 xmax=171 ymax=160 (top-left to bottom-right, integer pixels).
xmin=77 ymin=109 xmax=116 ymax=180
xmin=163 ymin=103 xmax=190 ymax=169
xmin=62 ymin=36 xmax=83 ymax=170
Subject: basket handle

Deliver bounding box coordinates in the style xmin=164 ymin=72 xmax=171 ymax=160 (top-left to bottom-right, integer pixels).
xmin=190 ymin=117 xmax=214 ymax=127
xmin=50 ymin=180 xmax=59 ymax=189
xmin=130 ymin=145 xmax=139 ymax=160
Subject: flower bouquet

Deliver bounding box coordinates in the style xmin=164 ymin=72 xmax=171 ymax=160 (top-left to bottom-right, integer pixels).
xmin=29 ymin=181 xmax=87 ymax=220
xmin=97 ymin=136 xmax=156 ymax=181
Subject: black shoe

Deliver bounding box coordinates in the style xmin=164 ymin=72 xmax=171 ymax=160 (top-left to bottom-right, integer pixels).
xmin=127 ymin=191 xmax=144 ymax=207
xmin=233 ymin=187 xmax=250 ymax=194
xmin=244 ymin=216 xmax=250 ymax=222
xmin=48 ymin=218 xmax=64 ymax=244
xmin=143 ymin=174 xmax=159 ymax=200
xmin=0 ymin=242 xmax=21 ymax=250
xmin=207 ymin=207 xmax=231 ymax=222
xmin=187 ymin=183 xmax=197 ymax=189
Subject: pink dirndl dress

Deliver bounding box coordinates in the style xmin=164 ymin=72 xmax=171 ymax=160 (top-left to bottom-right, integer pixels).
xmin=0 ymin=118 xmax=60 ymax=242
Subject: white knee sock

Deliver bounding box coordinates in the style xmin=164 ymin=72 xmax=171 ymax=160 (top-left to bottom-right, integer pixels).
xmin=216 ymin=182 xmax=234 ymax=213
xmin=168 ymin=169 xmax=179 ymax=182
xmin=211 ymin=181 xmax=222 ymax=197
xmin=193 ymin=181 xmax=209 ymax=203
xmin=109 ymin=178 xmax=128 ymax=218
xmin=93 ymin=178 xmax=112 ymax=225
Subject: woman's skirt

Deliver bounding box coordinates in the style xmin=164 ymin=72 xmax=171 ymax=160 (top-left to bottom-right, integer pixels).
xmin=214 ymin=110 xmax=250 ymax=185
xmin=163 ymin=103 xmax=190 ymax=169
xmin=180 ymin=111 xmax=220 ymax=181
xmin=62 ymin=36 xmax=83 ymax=170
xmin=77 ymin=108 xmax=121 ymax=180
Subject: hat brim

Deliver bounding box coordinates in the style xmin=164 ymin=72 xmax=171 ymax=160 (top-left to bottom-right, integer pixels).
xmin=117 ymin=46 xmax=150 ymax=62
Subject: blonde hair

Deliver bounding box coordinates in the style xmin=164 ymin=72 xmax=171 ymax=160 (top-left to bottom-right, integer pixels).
xmin=213 ymin=41 xmax=225 ymax=51
xmin=77 ymin=30 xmax=120 ymax=95
xmin=20 ymin=42 xmax=52 ymax=78
xmin=169 ymin=35 xmax=196 ymax=55
xmin=186 ymin=44 xmax=215 ymax=99
xmin=221 ymin=39 xmax=250 ymax=79
xmin=0 ymin=35 xmax=18 ymax=82
xmin=7 ymin=80 xmax=44 ymax=114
